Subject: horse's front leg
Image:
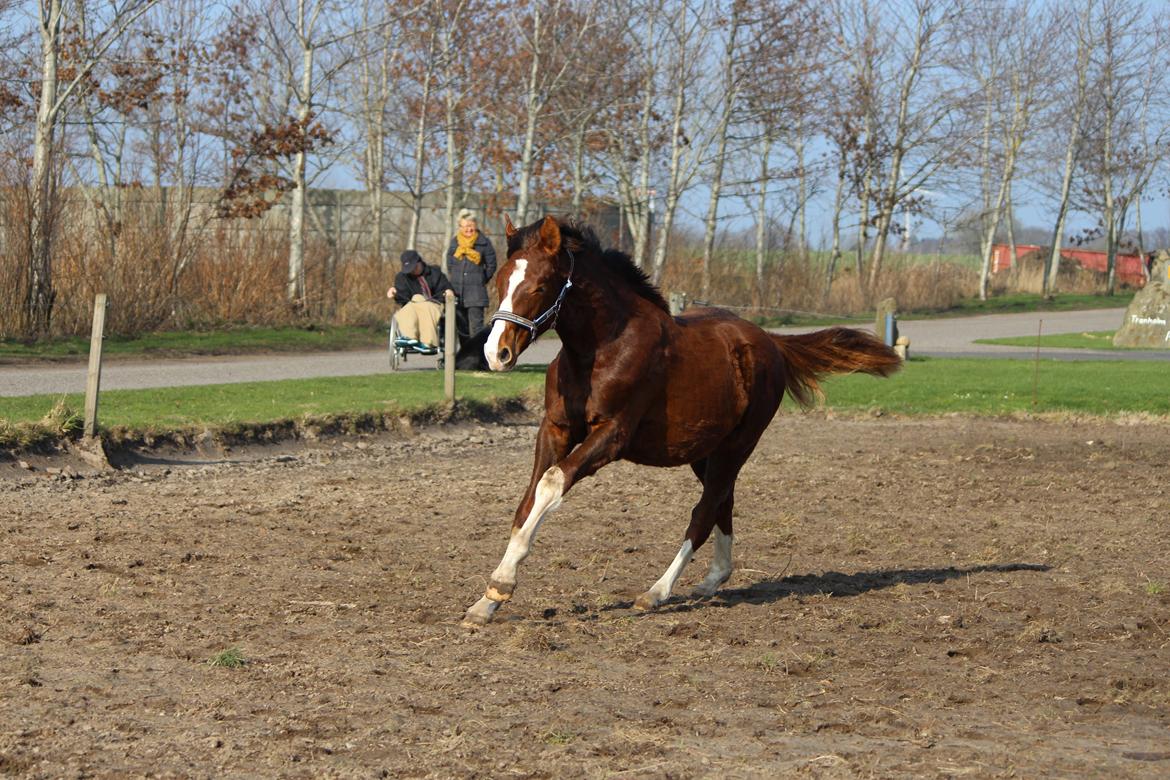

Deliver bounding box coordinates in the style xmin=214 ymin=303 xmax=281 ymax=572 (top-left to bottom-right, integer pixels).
xmin=463 ymin=418 xmax=572 ymax=626
xmin=463 ymin=418 xmax=629 ymax=627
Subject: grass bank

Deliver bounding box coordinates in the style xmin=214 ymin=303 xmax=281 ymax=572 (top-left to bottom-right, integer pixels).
xmin=974 ymin=330 xmax=1168 ymax=351
xmin=0 ymin=325 xmax=386 ymax=363
xmin=4 ymin=357 xmax=1167 ymax=453
xmin=913 ymin=292 xmax=1133 ymax=318
xmin=799 ymin=356 xmax=1170 ymax=416
xmin=752 ymin=293 xmax=1132 ymax=329
xmin=0 ymin=367 xmax=546 ymax=451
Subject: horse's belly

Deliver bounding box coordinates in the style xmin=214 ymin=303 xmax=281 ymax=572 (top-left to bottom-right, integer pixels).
xmin=623 ymin=379 xmax=744 ymax=467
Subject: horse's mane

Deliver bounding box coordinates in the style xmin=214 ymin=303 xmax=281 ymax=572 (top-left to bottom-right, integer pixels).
xmin=508 ymin=217 xmax=670 ymax=313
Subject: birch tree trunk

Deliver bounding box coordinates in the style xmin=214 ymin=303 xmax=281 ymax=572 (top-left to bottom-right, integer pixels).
xmin=611 ymin=1 xmax=661 ymax=271
xmin=28 ymin=0 xmax=63 ymax=337
xmin=754 ymin=131 xmax=772 ymax=307
xmin=865 ymin=7 xmax=927 ymax=298
xmin=287 ymin=28 xmax=314 ymax=305
xmin=514 ymin=5 xmax=542 ymax=225
xmin=443 ymin=91 xmax=462 ymax=272
xmin=407 ymin=51 xmax=434 ymax=250
xmin=650 ymin=28 xmax=689 ymax=287
xmin=1044 ymin=3 xmax=1093 ymax=295
xmin=824 ymin=150 xmax=847 ymax=305
xmin=1103 ymin=109 xmax=1116 ymax=295
xmin=699 ymin=2 xmax=740 ymax=300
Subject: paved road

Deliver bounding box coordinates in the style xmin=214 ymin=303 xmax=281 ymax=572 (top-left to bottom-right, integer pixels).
xmin=772 ymin=307 xmax=1170 ymax=362
xmin=1 ymin=307 xmax=1164 ymax=398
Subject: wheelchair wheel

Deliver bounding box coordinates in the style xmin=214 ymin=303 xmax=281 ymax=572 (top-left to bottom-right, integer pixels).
xmin=388 ymin=318 xmax=402 ymax=371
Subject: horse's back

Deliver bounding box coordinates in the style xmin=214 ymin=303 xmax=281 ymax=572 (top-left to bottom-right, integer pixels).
xmin=672 ymin=306 xmax=778 ymax=355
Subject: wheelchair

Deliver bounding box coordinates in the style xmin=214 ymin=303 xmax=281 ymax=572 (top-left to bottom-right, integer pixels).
xmin=388 ymin=309 xmax=444 ymax=371
xmin=389 ymin=299 xmax=474 ymax=371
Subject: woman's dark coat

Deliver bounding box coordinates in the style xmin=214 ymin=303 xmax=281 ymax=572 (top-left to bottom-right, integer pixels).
xmin=445 ymin=232 xmax=497 ymax=307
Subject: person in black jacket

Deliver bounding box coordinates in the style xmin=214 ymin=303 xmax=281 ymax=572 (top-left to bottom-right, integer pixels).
xmin=387 ymin=250 xmax=453 ymax=351
xmin=445 ymin=209 xmax=497 ymax=341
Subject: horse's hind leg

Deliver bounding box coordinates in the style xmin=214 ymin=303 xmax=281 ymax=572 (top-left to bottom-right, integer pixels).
xmin=688 ymin=459 xmax=733 ymax=598
xmin=692 ymin=501 xmax=733 ymax=598
xmin=635 ymin=459 xmax=739 ymax=611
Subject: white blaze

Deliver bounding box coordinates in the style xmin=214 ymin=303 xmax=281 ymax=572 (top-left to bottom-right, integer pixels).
xmin=485 ymin=258 xmax=528 ymax=371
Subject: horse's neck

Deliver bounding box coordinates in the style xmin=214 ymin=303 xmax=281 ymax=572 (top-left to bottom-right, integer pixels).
xmin=555 ymin=273 xmax=667 ymax=359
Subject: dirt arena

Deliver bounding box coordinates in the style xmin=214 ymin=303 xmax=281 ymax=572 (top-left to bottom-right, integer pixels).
xmin=2 ymin=413 xmax=1168 ymax=778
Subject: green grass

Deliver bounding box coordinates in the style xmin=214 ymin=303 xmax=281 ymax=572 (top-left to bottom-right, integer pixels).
xmin=0 ymin=367 xmax=546 ymax=431
xmin=974 ymin=330 xmax=1137 ymax=350
xmin=752 ymin=293 xmax=1133 ymax=328
xmin=786 ymin=356 xmax=1170 ymax=416
xmin=4 ymin=357 xmax=1168 ymax=451
xmin=208 ymin=648 xmax=247 ymax=669
xmin=0 ymin=325 xmax=386 ymax=363
xmin=909 ymin=292 xmax=1134 ymax=318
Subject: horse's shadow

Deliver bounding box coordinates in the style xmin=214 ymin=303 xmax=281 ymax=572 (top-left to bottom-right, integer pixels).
xmin=600 ymin=562 xmax=1051 ymax=615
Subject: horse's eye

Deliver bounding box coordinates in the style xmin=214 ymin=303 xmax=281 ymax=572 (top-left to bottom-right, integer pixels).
xmin=535 ymin=285 xmax=546 ymax=294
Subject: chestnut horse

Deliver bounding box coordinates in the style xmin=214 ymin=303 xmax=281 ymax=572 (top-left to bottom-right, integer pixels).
xmin=463 ymin=216 xmax=901 ymax=626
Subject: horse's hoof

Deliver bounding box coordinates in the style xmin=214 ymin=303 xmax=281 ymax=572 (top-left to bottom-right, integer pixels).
xmin=633 ymin=592 xmax=660 ymax=611
xmin=463 ymin=596 xmax=500 ymax=627
xmin=692 ymin=576 xmax=729 ymax=599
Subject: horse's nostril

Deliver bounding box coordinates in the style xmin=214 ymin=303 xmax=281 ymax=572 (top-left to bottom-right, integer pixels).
xmin=499 ymin=347 xmax=512 ymax=364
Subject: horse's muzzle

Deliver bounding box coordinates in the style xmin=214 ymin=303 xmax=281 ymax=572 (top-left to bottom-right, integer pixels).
xmin=484 ymin=321 xmax=525 ymax=371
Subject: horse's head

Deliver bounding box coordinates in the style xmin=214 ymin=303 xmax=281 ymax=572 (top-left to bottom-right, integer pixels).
xmin=484 ymin=215 xmax=574 ymax=372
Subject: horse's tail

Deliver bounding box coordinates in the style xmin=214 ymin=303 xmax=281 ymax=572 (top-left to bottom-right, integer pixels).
xmin=771 ymin=327 xmax=902 ymax=408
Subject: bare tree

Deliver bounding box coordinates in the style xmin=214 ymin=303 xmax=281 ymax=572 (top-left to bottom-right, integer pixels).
xmin=863 ymin=0 xmax=967 ymax=299
xmin=695 ymin=0 xmax=743 ymax=299
xmin=605 ymin=0 xmax=667 ymax=271
xmin=648 ymin=0 xmax=715 ymax=286
xmin=822 ymin=0 xmax=882 ymax=300
xmin=510 ymin=0 xmax=595 ymax=224
xmin=27 ymin=0 xmax=160 ymax=337
xmin=963 ymin=0 xmax=1056 ymax=300
xmin=737 ymin=0 xmax=827 ymax=304
xmin=350 ymin=0 xmax=409 ymax=261
xmin=1076 ymin=0 xmax=1168 ymax=294
xmin=250 ymin=0 xmax=358 ymax=305
xmin=1041 ymin=0 xmax=1095 ymax=294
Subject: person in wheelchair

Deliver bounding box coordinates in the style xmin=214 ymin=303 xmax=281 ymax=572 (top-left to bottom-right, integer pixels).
xmin=386 ymin=250 xmax=453 ymax=354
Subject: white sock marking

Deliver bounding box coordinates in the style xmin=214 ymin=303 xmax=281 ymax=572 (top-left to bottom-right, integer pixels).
xmin=490 ymin=465 xmax=564 ymax=587
xmin=485 ymin=258 xmax=528 ymax=371
xmin=643 ymin=539 xmax=695 ymax=606
xmin=694 ymin=528 xmax=733 ymax=596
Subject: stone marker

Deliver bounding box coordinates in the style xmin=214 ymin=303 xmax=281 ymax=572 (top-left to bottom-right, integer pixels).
xmin=1113 ymin=251 xmax=1170 ymax=348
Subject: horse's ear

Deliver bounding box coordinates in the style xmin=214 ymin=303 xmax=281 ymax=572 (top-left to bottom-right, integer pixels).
xmin=538 ymin=215 xmax=561 ymax=254
xmin=504 ymin=213 xmax=517 ymax=239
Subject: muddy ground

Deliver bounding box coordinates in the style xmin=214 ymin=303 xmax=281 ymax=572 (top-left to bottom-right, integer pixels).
xmin=1 ymin=414 xmax=1168 ymax=778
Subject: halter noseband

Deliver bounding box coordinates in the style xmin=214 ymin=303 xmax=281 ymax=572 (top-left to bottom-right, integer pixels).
xmin=489 ymin=248 xmax=575 ymax=338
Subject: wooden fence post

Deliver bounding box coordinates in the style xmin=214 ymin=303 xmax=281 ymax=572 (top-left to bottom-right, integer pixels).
xmin=444 ymin=291 xmax=456 ymax=401
xmin=84 ymin=294 xmax=107 ymax=438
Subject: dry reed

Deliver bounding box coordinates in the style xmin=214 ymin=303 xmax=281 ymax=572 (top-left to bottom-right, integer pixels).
xmin=0 ymin=190 xmax=1119 ymax=339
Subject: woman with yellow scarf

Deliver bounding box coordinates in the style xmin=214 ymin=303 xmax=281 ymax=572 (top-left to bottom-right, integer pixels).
xmin=445 ymin=208 xmax=498 ymax=344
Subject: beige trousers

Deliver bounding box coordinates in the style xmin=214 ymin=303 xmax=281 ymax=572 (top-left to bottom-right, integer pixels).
xmin=396 ymin=294 xmax=443 ymax=346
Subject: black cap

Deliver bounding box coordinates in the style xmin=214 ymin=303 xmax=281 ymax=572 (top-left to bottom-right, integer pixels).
xmin=400 ymin=250 xmax=422 ymax=272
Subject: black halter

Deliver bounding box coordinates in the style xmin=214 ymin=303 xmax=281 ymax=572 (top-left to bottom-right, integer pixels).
xmin=489 ymin=248 xmax=575 ymax=337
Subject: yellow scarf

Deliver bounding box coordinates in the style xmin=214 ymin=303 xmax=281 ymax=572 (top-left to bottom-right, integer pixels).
xmin=454 ymin=231 xmax=482 ymax=264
